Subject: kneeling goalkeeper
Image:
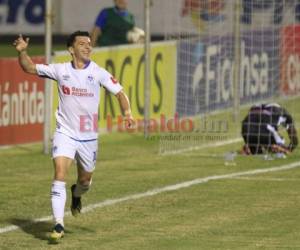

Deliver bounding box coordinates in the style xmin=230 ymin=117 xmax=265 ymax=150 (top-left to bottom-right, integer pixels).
xmin=241 ymin=103 xmax=298 ymax=155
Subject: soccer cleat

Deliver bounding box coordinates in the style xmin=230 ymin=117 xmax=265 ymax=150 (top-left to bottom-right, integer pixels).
xmin=70 ymin=184 xmax=82 ymax=216
xmin=49 ymin=223 xmax=64 ymax=242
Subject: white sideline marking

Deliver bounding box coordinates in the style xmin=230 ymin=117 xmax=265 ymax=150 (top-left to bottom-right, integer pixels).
xmin=231 ymin=177 xmax=300 ymax=182
xmin=1 ymin=161 xmax=300 ymax=234
xmin=159 ymin=138 xmax=242 ymax=155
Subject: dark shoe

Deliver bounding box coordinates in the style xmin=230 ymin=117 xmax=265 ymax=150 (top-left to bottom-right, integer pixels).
xmin=70 ymin=184 xmax=82 ymax=217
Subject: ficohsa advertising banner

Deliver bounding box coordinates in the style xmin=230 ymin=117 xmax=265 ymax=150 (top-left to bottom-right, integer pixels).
xmin=177 ymin=29 xmax=279 ymax=116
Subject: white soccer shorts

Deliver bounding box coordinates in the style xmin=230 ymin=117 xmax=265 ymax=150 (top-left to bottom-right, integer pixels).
xmin=52 ymin=132 xmax=98 ymax=172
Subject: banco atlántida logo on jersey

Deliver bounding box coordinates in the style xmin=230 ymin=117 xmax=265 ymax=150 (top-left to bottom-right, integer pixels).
xmin=62 ymin=85 xmax=94 ymax=97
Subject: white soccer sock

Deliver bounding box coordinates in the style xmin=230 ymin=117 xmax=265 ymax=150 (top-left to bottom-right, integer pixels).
xmin=73 ymin=181 xmax=91 ymax=198
xmin=51 ymin=180 xmax=66 ymax=227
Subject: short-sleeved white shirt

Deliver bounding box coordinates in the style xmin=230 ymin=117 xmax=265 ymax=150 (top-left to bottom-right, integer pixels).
xmin=36 ymin=61 xmax=122 ymax=140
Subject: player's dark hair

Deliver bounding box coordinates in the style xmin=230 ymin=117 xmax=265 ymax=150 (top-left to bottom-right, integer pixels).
xmin=67 ymin=31 xmax=90 ymax=47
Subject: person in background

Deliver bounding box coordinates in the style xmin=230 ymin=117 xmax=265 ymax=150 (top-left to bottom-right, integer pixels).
xmin=241 ymin=103 xmax=298 ymax=156
xmin=91 ymin=0 xmax=143 ymax=47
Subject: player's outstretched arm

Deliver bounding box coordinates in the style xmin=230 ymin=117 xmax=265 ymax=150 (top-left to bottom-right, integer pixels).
xmin=13 ymin=34 xmax=37 ymax=74
xmin=116 ymin=90 xmax=134 ymax=128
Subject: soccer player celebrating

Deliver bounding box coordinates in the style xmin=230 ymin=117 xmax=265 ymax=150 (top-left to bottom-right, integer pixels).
xmin=13 ymin=31 xmax=133 ymax=241
xmin=241 ymin=103 xmax=298 ymax=155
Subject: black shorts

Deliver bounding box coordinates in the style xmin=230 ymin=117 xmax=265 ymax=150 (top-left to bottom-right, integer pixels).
xmin=241 ymin=122 xmax=276 ymax=154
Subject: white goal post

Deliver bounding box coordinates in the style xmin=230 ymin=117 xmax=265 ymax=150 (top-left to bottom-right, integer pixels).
xmin=43 ymin=0 xmax=53 ymax=154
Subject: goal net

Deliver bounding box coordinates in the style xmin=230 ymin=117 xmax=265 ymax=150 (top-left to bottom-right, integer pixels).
xmin=158 ymin=0 xmax=300 ymax=155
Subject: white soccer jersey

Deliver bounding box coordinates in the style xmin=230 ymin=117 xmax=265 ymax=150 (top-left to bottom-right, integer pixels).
xmin=36 ymin=61 xmax=122 ymax=140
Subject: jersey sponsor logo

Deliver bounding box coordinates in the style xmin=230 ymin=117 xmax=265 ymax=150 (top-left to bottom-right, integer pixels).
xmin=71 ymin=87 xmax=94 ymax=97
xmin=62 ymin=85 xmax=71 ymax=95
xmin=62 ymin=85 xmax=94 ymax=97
xmin=110 ymin=76 xmax=118 ymax=84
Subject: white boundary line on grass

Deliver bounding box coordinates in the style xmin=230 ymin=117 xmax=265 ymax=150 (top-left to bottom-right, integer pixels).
xmin=159 ymin=138 xmax=242 ymax=155
xmin=1 ymin=161 xmax=300 ymax=234
xmin=231 ymin=176 xmax=300 ymax=182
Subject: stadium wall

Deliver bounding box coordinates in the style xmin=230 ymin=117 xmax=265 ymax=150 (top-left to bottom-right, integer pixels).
xmin=2 ymin=0 xmax=299 ymax=36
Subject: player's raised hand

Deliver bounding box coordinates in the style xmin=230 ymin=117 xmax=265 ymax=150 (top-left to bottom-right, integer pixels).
xmin=13 ymin=34 xmax=30 ymax=52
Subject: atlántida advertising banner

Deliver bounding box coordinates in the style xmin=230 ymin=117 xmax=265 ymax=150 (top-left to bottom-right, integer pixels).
xmin=0 ymin=57 xmax=45 ymax=145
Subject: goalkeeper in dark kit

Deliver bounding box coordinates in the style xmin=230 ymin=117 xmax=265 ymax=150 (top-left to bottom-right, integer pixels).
xmin=241 ymin=103 xmax=298 ymax=156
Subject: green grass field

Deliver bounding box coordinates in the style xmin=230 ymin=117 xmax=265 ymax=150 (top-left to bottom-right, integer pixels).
xmin=1 ymin=130 xmax=300 ymax=249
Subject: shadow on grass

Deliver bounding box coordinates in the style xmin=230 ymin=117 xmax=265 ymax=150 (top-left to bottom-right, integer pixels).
xmin=9 ymin=218 xmax=51 ymax=241
xmin=8 ymin=218 xmax=72 ymax=244
xmin=8 ymin=217 xmax=95 ymax=244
